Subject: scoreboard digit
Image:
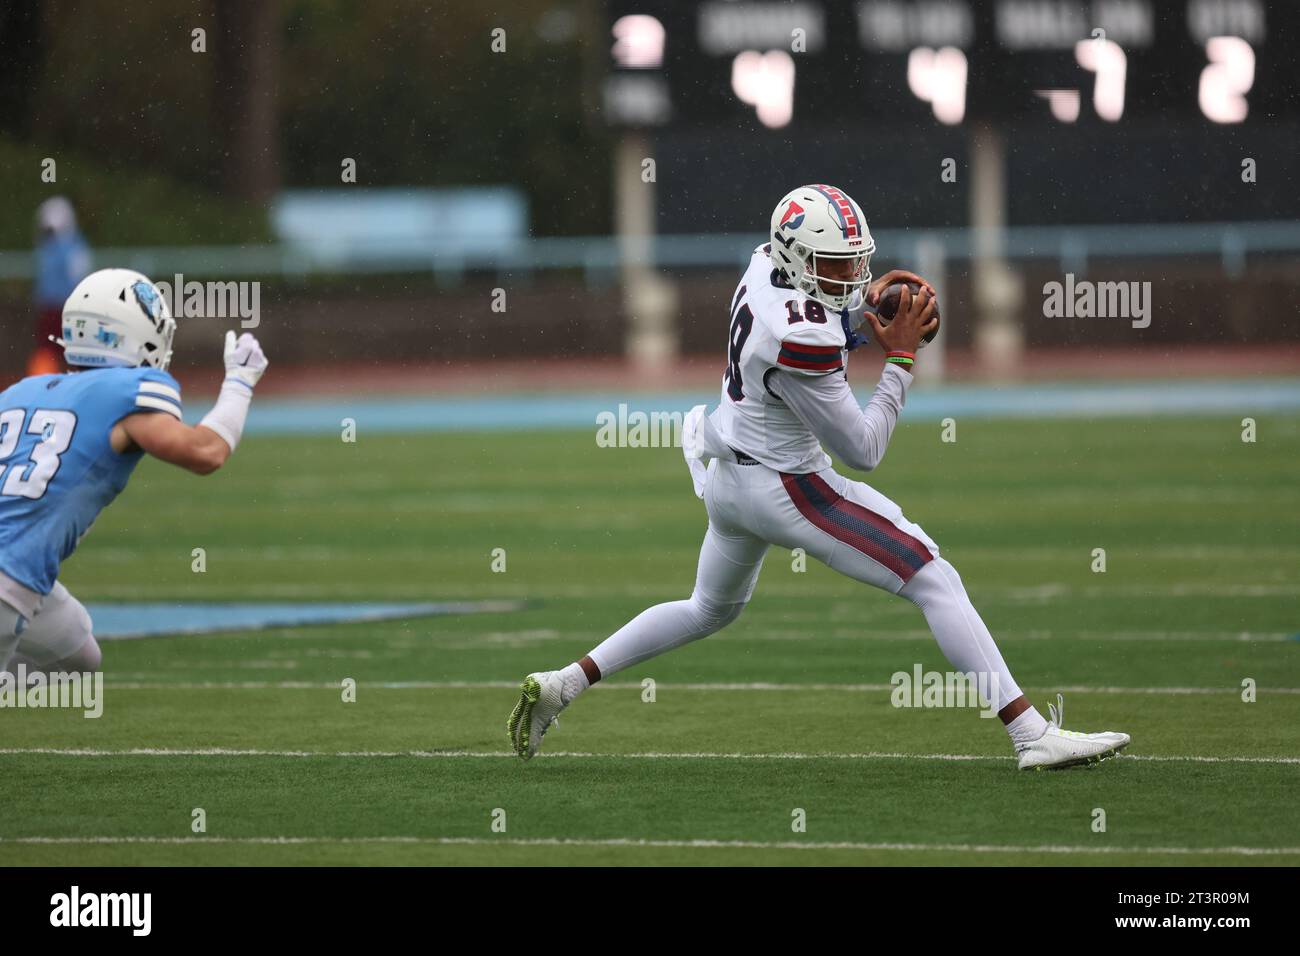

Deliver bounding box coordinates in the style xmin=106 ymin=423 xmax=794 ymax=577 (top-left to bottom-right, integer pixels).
xmin=601 ymin=0 xmax=1297 ymax=128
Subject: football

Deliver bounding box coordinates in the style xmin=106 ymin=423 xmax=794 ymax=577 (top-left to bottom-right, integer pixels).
xmin=875 ymin=281 xmax=940 ymax=346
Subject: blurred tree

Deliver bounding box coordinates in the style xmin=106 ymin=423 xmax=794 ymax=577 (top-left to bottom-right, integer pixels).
xmin=213 ymin=0 xmax=280 ymax=201
xmin=7 ymin=0 xmax=611 ymax=237
xmin=30 ymin=0 xmax=219 ymax=184
xmin=278 ymin=0 xmax=610 ymax=235
xmin=0 ymin=0 xmax=42 ymax=138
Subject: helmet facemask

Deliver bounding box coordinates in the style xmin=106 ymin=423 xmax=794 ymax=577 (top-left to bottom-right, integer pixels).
xmin=800 ymin=247 xmax=873 ymax=312
xmin=770 ymin=185 xmax=876 ymax=313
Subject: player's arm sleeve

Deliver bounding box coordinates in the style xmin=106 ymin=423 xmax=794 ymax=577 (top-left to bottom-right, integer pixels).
xmin=128 ymin=370 xmax=184 ymax=421
xmin=775 ymin=325 xmax=845 ymax=376
xmin=767 ymin=362 xmax=913 ymax=472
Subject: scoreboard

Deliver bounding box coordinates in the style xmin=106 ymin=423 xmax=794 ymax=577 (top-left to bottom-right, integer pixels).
xmin=602 ymin=0 xmax=1299 ymax=129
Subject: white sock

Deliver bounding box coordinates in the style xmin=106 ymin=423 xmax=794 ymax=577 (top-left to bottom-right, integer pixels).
xmin=1006 ymin=707 xmax=1049 ymax=749
xmin=586 ymin=592 xmax=743 ymax=678
xmin=558 ymin=662 xmax=589 ymax=705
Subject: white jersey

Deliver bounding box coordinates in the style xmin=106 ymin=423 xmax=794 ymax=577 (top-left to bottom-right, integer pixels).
xmin=711 ymin=244 xmax=867 ymax=473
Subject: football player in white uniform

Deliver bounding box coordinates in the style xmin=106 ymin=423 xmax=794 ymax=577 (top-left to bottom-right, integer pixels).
xmin=509 ymin=184 xmax=1130 ymax=771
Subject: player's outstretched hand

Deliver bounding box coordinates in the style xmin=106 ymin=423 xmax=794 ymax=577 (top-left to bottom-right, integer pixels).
xmin=865 ymin=285 xmax=939 ymax=355
xmin=867 ymin=269 xmax=935 ymax=307
xmin=222 ymin=331 xmax=269 ymax=390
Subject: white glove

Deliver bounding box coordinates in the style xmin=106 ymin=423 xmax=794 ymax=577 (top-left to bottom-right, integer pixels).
xmin=201 ymin=332 xmax=266 ymax=452
xmin=222 ymin=331 xmax=268 ymax=390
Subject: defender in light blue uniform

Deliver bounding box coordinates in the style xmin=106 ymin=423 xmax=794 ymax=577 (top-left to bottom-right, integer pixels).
xmin=0 ymin=268 xmax=268 ymax=674
xmin=0 ymin=367 xmax=183 ymax=596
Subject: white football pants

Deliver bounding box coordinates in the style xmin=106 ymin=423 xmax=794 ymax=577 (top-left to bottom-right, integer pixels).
xmin=586 ymin=457 xmax=1025 ymax=710
xmin=0 ymin=581 xmax=102 ymax=674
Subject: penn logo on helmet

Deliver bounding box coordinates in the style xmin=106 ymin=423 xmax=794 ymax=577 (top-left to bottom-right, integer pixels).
xmin=778 ymin=200 xmax=805 ymax=230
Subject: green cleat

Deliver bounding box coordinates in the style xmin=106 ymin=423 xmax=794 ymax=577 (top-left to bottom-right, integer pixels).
xmin=507 ymin=671 xmax=568 ymax=759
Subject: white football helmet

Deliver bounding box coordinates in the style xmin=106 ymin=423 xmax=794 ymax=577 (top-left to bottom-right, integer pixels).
xmin=769 ymin=184 xmax=875 ymax=311
xmin=56 ymin=268 xmax=176 ymax=370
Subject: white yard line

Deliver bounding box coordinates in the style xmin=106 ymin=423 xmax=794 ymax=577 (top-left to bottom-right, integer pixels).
xmin=1 ymin=747 xmax=1296 ymax=765
xmin=98 ymin=679 xmax=1300 ymax=695
xmin=1 ymin=834 xmax=1296 ymax=857
xmin=729 ymin=630 xmax=1297 ymax=643
xmin=87 ymin=627 xmax=1299 ymax=643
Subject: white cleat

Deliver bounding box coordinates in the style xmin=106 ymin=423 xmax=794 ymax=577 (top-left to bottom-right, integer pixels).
xmin=1017 ymin=694 xmax=1131 ymax=771
xmin=507 ymin=670 xmax=568 ymax=760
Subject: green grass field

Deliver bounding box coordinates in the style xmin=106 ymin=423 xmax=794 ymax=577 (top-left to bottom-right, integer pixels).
xmin=2 ymin=413 xmax=1298 ymax=866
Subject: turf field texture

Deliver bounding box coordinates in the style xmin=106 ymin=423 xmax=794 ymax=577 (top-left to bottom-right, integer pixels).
xmin=1 ymin=412 xmax=1297 ymax=866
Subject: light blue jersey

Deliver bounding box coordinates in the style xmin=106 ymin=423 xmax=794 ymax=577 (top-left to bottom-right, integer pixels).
xmin=0 ymin=367 xmax=182 ymax=595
